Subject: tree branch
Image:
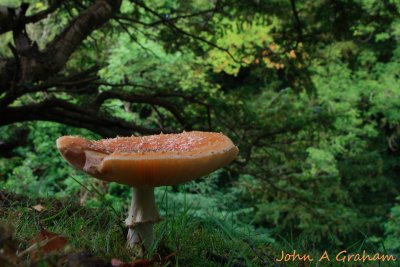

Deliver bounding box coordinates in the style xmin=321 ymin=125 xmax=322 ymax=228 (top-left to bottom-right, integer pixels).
xmin=94 ymin=82 xmax=213 ymax=129
xmin=94 ymin=90 xmax=189 ymax=129
xmin=0 ymin=0 xmax=121 ymax=107
xmin=290 ymin=0 xmax=303 ymax=46
xmin=0 ymin=98 xmax=166 ymax=137
xmin=43 ymin=0 xmax=121 ymax=77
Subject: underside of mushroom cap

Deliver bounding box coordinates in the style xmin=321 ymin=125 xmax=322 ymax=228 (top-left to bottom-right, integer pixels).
xmin=57 ymin=131 xmax=239 ymax=187
xmin=56 ymin=136 xmax=91 ymax=170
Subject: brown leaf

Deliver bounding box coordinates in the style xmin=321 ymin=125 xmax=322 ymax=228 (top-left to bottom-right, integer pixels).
xmin=21 ymin=229 xmax=68 ymax=259
xmin=32 ymin=204 xmax=46 ymax=212
xmin=36 ymin=229 xmax=67 ymax=254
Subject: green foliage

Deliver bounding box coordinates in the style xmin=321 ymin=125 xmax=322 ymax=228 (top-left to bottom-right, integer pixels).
xmin=385 ymin=197 xmax=400 ymax=251
xmin=0 ymin=122 xmax=98 ymax=197
xmin=207 ymin=15 xmax=280 ymax=75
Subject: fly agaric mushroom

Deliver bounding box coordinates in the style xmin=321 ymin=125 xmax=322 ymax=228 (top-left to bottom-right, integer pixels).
xmin=56 ymin=131 xmax=238 ymax=250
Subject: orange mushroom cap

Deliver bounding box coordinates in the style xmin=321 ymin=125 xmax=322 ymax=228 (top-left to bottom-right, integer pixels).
xmin=57 ymin=131 xmax=238 ymax=187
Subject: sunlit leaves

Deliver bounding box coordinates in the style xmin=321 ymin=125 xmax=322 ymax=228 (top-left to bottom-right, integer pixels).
xmin=206 ymin=16 xmax=280 ymax=75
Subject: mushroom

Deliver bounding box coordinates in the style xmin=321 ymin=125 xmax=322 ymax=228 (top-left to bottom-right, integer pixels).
xmin=56 ymin=131 xmax=238 ymax=250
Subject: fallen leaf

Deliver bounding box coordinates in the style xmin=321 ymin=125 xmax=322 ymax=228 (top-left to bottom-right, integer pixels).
xmin=35 ymin=229 xmax=67 ymax=254
xmin=19 ymin=229 xmax=67 ymax=259
xmin=32 ymin=204 xmax=46 ymax=212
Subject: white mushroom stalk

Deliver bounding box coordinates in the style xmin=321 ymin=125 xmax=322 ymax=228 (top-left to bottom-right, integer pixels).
xmin=125 ymin=186 xmax=160 ymax=249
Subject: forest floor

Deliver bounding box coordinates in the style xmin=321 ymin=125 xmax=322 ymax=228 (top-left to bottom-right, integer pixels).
xmin=0 ymin=190 xmax=397 ymax=267
xmin=0 ymin=190 xmax=277 ymax=267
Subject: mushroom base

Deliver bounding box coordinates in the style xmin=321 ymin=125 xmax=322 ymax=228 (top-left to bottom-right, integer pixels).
xmin=125 ymin=186 xmax=160 ymax=250
xmin=127 ymin=223 xmax=154 ymax=250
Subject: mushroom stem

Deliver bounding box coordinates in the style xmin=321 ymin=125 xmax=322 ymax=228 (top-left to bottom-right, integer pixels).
xmin=125 ymin=186 xmax=160 ymax=250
